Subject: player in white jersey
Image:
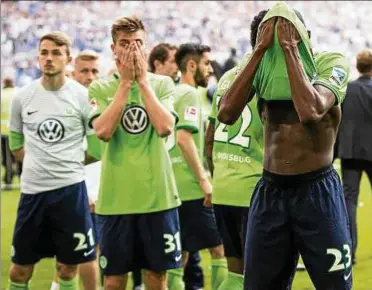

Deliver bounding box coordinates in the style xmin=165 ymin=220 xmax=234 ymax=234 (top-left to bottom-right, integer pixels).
xmin=7 ymin=31 xmax=97 ymax=290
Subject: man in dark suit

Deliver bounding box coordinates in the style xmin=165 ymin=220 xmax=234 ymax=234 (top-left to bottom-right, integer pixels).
xmin=338 ymin=49 xmax=372 ymax=264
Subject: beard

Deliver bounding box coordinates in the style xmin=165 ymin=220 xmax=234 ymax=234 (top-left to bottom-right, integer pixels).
xmin=195 ymin=68 xmax=208 ymax=88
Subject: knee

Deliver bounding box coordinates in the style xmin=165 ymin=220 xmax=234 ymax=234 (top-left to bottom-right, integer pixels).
xmin=145 ymin=270 xmax=167 ymax=283
xmin=210 ymin=244 xmax=225 ymax=259
xmin=56 ymin=263 xmax=78 ymax=280
xmin=9 ymin=264 xmax=33 ymax=283
xmin=104 ymin=276 xmax=123 ymax=290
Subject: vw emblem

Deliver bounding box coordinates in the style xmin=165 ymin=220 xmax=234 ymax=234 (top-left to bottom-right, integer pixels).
xmin=37 ymin=118 xmax=65 ymax=143
xmin=122 ymin=105 xmax=149 ymax=134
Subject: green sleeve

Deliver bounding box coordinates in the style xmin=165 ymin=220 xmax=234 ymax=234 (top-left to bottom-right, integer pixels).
xmin=88 ymin=82 xmax=109 ymax=128
xmin=314 ymin=52 xmax=351 ymax=105
xmin=176 ymin=90 xmax=199 ymax=133
xmin=9 ymin=130 xmax=24 ymax=151
xmin=86 ymin=134 xmax=102 ymax=160
xmin=158 ymin=76 xmax=179 ymax=123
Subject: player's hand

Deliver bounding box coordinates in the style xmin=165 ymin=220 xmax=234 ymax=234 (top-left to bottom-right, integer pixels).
xmin=133 ymin=41 xmax=148 ymax=84
xmin=89 ymin=199 xmax=96 ymax=213
xmin=277 ymin=17 xmax=301 ymax=48
xmin=255 ymin=17 xmax=276 ymax=51
xmin=115 ymin=43 xmax=135 ymax=83
xmin=200 ymin=178 xmax=213 ymax=208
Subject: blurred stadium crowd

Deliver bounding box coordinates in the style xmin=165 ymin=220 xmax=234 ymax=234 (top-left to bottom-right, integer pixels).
xmin=1 ymin=1 xmax=372 ymax=87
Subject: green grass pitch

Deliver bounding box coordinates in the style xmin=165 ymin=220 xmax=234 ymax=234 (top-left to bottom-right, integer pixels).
xmin=1 ymin=163 xmax=371 ymax=289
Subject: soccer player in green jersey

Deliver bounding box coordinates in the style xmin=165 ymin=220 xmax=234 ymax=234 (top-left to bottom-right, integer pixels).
xmin=148 ymin=42 xmax=206 ymax=290
xmin=166 ymin=43 xmax=227 ymax=290
xmin=88 ymin=16 xmax=181 ymax=290
xmin=205 ymin=24 xmax=265 ymax=290
xmin=218 ymin=3 xmax=352 ymax=289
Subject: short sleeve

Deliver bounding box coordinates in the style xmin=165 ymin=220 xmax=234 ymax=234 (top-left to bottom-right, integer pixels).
xmin=314 ymin=52 xmax=351 ymax=105
xmin=158 ymin=76 xmax=178 ymax=123
xmin=88 ymin=82 xmax=109 ymax=128
xmin=80 ymin=87 xmax=95 ymax=136
xmin=176 ymin=90 xmax=200 ymax=133
xmin=9 ymin=91 xmax=23 ymax=133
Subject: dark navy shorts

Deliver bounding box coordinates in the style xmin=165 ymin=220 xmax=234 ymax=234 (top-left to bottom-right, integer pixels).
xmin=179 ymin=198 xmax=222 ymax=252
xmin=214 ymin=204 xmax=249 ymax=259
xmin=11 ymin=181 xmax=96 ymax=265
xmin=97 ymin=207 xmax=181 ymax=275
xmin=244 ymin=166 xmax=352 ymax=290
xmin=91 ymin=213 xmax=101 ymax=244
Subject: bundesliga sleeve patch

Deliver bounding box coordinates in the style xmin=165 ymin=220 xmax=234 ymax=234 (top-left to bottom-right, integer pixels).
xmin=184 ymin=106 xmax=198 ymax=122
xmin=329 ymin=67 xmax=346 ymax=87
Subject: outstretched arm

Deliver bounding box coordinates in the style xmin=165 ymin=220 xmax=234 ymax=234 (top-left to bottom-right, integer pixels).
xmin=278 ymin=18 xmax=336 ymax=123
xmin=218 ymin=18 xmax=276 ymax=125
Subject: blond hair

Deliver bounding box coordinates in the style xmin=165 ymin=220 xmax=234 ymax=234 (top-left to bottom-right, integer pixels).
xmin=356 ymin=49 xmax=372 ymax=74
xmin=75 ymin=50 xmax=99 ymax=62
xmin=111 ymin=15 xmax=145 ymax=43
xmin=39 ymin=31 xmax=72 ymax=56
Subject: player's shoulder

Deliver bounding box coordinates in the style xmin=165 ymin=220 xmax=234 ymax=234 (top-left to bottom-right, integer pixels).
xmin=314 ymin=51 xmax=349 ymax=68
xmin=175 ymin=83 xmax=198 ymax=100
xmin=13 ymin=79 xmax=40 ymax=103
xmin=66 ymin=78 xmax=88 ymax=95
xmin=89 ymin=73 xmax=119 ymax=96
xmin=147 ymin=72 xmax=174 ymax=89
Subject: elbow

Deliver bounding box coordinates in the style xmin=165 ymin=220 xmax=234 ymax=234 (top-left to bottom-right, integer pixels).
xmin=158 ymin=127 xmax=172 ymax=138
xmin=95 ymin=129 xmax=112 ymax=142
xmin=157 ymin=118 xmax=175 ymax=138
xmin=217 ymin=108 xmax=237 ymax=125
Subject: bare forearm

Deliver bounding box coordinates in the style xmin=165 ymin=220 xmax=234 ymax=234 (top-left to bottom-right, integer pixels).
xmin=283 ymin=46 xmax=325 ymax=122
xmin=139 ymin=81 xmax=174 ymax=137
xmin=205 ymin=122 xmax=215 ymax=177
xmin=218 ymin=47 xmax=265 ymax=125
xmin=178 ymin=133 xmax=207 ymax=182
xmin=93 ymin=82 xmax=131 ymax=142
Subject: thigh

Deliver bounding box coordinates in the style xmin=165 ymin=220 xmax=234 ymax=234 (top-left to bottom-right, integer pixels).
xmin=98 ymin=214 xmax=135 ymax=275
xmin=138 ymin=207 xmax=182 ymax=272
xmin=179 ymin=199 xmax=222 ymax=252
xmin=293 ymin=171 xmax=352 ymax=290
xmin=244 ymin=179 xmax=298 ymax=290
xmin=11 ymin=193 xmax=54 ymax=265
xmin=214 ymin=204 xmax=246 ymax=259
xmin=47 ymin=181 xmax=96 ymax=265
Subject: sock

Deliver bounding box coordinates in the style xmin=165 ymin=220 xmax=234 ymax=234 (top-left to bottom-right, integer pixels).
xmin=8 ymin=281 xmax=29 ymax=290
xmin=211 ymin=258 xmax=228 ymax=290
xmin=59 ymin=277 xmax=78 ymax=290
xmin=50 ymin=281 xmax=59 ymax=290
xmin=217 ymin=271 xmax=244 ymax=290
xmin=167 ymin=268 xmax=185 ymax=290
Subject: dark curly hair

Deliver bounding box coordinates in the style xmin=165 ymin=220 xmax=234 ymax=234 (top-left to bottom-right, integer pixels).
xmin=250 ymin=9 xmax=307 ymax=49
xmin=250 ymin=10 xmax=269 ymax=49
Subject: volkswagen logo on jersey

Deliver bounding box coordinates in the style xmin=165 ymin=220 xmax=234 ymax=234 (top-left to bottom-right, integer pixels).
xmin=37 ymin=118 xmax=65 ymax=143
xmin=122 ymin=105 xmax=149 ymax=134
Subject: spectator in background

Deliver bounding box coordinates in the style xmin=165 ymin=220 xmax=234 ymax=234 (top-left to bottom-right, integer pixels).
xmin=338 ymin=49 xmax=372 ymax=265
xmin=222 ymin=47 xmax=238 ymax=74
xmin=1 ymin=77 xmax=21 ymax=190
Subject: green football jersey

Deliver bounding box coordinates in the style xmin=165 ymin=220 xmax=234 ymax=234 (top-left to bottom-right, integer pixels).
xmin=88 ymin=72 xmax=181 ymax=215
xmin=210 ymin=66 xmax=264 ymax=207
xmin=167 ymin=84 xmax=205 ymax=201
